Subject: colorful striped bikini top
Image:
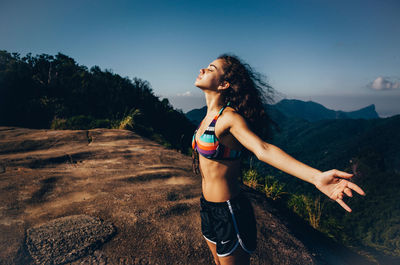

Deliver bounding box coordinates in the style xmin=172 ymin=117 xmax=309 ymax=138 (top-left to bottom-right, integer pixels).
xmin=192 ymin=103 xmax=243 ymax=160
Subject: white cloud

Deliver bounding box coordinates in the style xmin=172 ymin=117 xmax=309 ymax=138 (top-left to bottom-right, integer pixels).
xmin=176 ymin=91 xmax=193 ymax=97
xmin=369 ymin=76 xmax=400 ymax=91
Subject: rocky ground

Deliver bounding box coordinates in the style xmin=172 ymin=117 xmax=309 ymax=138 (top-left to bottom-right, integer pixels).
xmin=0 ymin=127 xmax=374 ymax=264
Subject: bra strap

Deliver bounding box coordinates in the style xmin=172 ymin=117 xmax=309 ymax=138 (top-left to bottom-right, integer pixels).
xmin=216 ymin=102 xmax=231 ymax=117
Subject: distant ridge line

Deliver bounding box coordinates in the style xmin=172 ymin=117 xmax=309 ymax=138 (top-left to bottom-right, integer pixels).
xmin=185 ymin=99 xmax=380 ymax=125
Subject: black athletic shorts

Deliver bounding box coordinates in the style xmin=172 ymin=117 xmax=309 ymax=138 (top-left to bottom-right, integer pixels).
xmin=200 ymin=193 xmax=257 ymax=257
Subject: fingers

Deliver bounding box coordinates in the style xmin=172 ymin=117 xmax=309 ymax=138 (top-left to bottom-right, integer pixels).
xmin=332 ymin=169 xmax=365 ymax=196
xmin=343 ymin=187 xmax=353 ymax=197
xmin=347 ymin=181 xmax=366 ymax=196
xmin=334 ymin=181 xmax=364 ymax=212
xmin=336 ymin=198 xmax=352 ymax=212
xmin=332 ymin=169 xmax=353 ymax=179
xmin=321 ymin=169 xmax=366 ymax=212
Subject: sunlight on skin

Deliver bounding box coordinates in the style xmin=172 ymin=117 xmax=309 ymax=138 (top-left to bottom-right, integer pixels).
xmin=315 ymin=169 xmax=366 ymax=212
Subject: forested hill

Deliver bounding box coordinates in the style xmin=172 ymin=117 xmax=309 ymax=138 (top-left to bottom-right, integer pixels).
xmin=0 ymin=50 xmax=195 ymax=153
xmin=261 ymin=113 xmax=400 ymax=262
xmin=253 ymin=101 xmax=399 ymax=260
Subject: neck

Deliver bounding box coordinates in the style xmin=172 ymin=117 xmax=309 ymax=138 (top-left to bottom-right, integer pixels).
xmin=204 ymin=91 xmax=224 ymax=116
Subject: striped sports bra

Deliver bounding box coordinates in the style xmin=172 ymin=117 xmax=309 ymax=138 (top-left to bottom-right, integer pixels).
xmin=192 ymin=103 xmax=243 ymax=160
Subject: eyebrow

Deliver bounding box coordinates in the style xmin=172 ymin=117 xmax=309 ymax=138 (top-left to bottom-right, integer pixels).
xmin=209 ymin=64 xmax=218 ymax=70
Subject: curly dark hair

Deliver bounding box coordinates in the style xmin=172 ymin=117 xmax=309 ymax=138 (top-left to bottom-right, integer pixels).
xmin=217 ymin=54 xmax=275 ymax=138
xmin=192 ymin=54 xmax=275 ymax=174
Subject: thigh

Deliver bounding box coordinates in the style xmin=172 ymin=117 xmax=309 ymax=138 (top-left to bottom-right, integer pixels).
xmin=205 ymin=239 xmax=220 ymax=265
xmin=218 ymin=245 xmax=250 ymax=265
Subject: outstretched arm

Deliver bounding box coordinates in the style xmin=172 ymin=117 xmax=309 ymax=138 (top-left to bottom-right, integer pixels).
xmin=226 ymin=111 xmax=365 ymax=212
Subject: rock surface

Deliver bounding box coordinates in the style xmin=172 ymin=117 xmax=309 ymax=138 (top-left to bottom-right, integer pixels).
xmin=26 ymin=215 xmax=115 ymax=264
xmin=0 ymin=127 xmax=374 ymax=264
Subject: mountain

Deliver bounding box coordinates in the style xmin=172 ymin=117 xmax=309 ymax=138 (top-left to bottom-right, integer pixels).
xmin=274 ymin=99 xmax=379 ymax=121
xmin=185 ymin=106 xmax=207 ymax=126
xmin=346 ymin=104 xmax=380 ymax=119
xmin=185 ymin=99 xmax=380 ymax=125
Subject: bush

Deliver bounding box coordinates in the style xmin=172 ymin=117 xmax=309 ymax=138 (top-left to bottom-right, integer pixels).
xmin=264 ymin=175 xmax=287 ymax=200
xmin=50 ymin=117 xmax=67 ymax=130
xmin=50 ymin=115 xmax=112 ymax=130
xmin=288 ymin=194 xmax=323 ymax=229
xmin=91 ymin=118 xmax=112 ymax=129
xmin=67 ymin=115 xmax=95 ymax=130
xmin=118 ymin=116 xmax=134 ymax=130
xmin=243 ymin=169 xmax=260 ymax=189
xmin=118 ymin=108 xmax=142 ymax=130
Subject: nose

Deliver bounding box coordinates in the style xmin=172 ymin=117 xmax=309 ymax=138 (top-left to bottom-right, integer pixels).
xmin=200 ymin=68 xmax=205 ymax=74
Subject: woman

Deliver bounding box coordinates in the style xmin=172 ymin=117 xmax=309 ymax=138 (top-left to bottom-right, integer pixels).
xmin=192 ymin=54 xmax=365 ymax=265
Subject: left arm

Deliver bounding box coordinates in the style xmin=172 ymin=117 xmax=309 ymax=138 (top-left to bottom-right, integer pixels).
xmin=226 ymin=112 xmax=365 ymax=212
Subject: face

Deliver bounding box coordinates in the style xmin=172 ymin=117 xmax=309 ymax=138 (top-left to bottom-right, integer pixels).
xmin=194 ymin=59 xmax=227 ymax=91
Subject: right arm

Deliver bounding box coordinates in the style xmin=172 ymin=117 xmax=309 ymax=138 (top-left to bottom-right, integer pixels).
xmin=225 ymin=111 xmax=365 ymax=212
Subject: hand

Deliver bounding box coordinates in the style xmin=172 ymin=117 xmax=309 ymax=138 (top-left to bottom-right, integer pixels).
xmin=314 ymin=169 xmax=365 ymax=212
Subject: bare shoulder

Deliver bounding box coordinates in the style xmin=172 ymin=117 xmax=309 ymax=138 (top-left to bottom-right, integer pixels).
xmin=218 ymin=107 xmax=246 ymax=128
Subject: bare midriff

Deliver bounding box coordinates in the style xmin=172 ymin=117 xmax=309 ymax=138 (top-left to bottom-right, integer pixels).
xmin=199 ymin=155 xmax=241 ymax=202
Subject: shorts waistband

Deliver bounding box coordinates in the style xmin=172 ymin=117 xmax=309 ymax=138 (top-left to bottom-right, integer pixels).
xmin=200 ymin=192 xmax=244 ymax=208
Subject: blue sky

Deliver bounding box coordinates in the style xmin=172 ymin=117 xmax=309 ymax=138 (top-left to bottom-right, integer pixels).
xmin=1 ymin=0 xmax=399 ymax=116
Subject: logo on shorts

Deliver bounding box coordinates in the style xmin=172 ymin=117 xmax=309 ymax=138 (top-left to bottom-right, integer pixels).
xmin=221 ymin=240 xmax=231 ymax=244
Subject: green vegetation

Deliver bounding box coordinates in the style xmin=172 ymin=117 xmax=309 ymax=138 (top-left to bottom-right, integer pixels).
xmin=50 ymin=115 xmax=114 ymax=130
xmin=263 ymin=175 xmax=287 ymax=201
xmin=243 ymin=168 xmax=322 ymax=229
xmin=0 ymin=50 xmax=195 ymax=153
xmin=243 ymin=113 xmax=400 ymax=258
xmin=288 ymin=194 xmax=323 ymax=229
xmin=243 ymin=161 xmax=399 ymax=258
xmin=242 ymin=169 xmax=260 ymax=189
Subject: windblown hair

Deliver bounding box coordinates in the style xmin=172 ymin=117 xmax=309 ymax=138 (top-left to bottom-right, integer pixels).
xmin=192 ymin=54 xmax=275 ymax=174
xmin=218 ymin=54 xmax=275 ymax=139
